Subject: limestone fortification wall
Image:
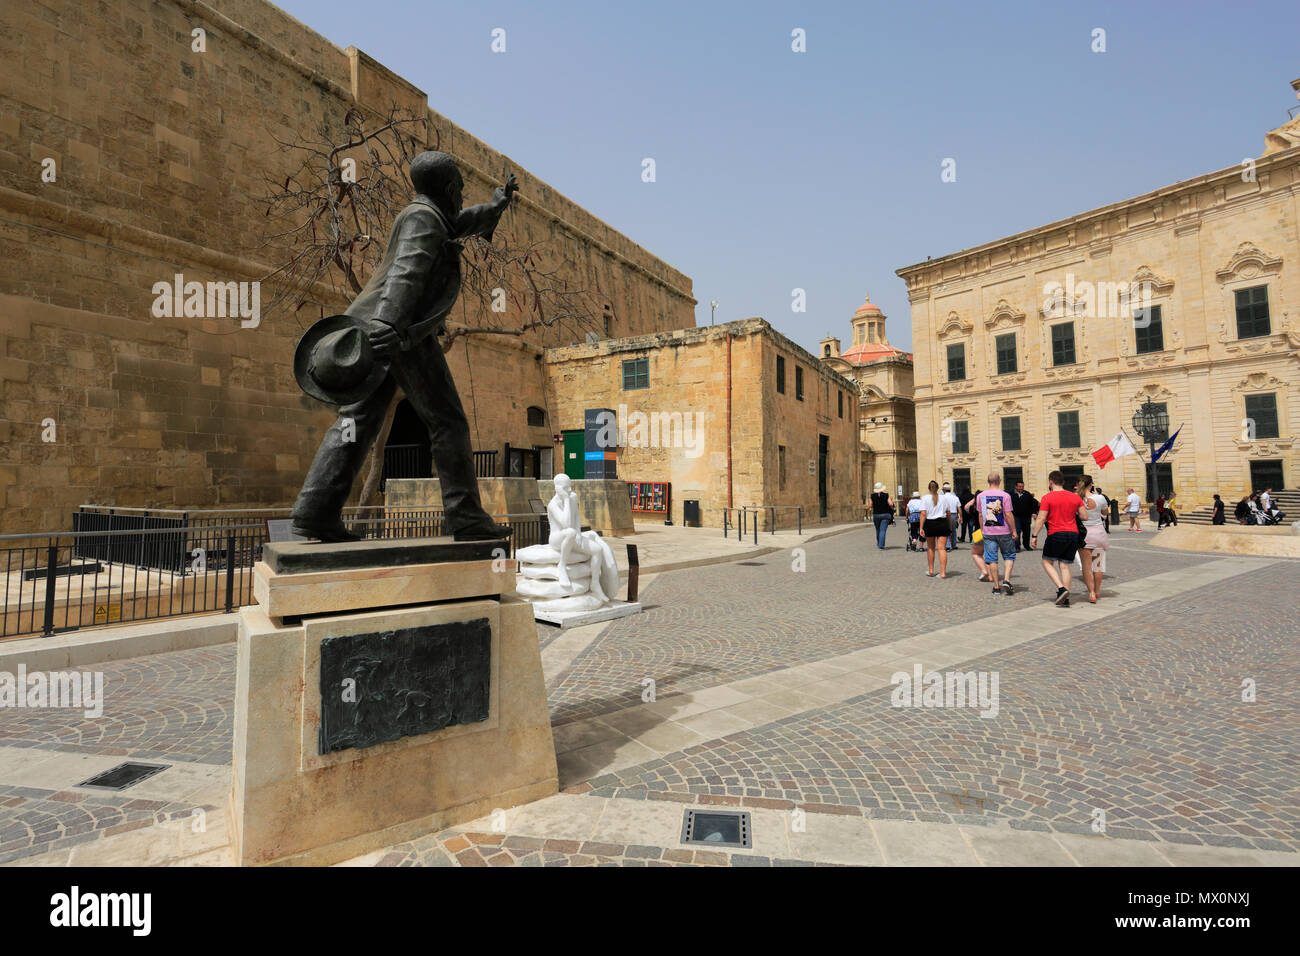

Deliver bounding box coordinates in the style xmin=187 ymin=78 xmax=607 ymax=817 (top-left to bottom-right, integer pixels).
xmin=0 ymin=0 xmax=694 ymax=531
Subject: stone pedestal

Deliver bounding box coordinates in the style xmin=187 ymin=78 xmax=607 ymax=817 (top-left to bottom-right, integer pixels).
xmin=229 ymin=537 xmax=557 ymax=866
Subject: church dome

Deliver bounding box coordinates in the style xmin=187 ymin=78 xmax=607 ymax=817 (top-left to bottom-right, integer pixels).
xmin=841 ymin=293 xmax=908 ymax=364
xmin=853 ymin=295 xmax=883 ymax=318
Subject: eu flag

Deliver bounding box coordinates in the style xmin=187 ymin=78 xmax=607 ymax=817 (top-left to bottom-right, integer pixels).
xmin=1151 ymin=425 xmax=1183 ymax=463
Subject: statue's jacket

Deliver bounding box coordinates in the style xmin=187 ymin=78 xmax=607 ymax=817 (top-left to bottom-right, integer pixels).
xmin=344 ymin=193 xmax=507 ymax=350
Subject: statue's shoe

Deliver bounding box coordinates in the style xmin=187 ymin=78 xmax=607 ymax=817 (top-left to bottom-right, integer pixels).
xmin=290 ymin=521 xmax=360 ymax=543
xmin=452 ymin=521 xmax=513 ymax=542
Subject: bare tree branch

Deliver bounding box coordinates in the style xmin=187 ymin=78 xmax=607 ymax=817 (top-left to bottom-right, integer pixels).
xmin=254 ymin=105 xmax=604 ymax=506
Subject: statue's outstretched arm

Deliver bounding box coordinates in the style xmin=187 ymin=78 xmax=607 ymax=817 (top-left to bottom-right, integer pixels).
xmin=455 ymin=172 xmax=518 ymax=242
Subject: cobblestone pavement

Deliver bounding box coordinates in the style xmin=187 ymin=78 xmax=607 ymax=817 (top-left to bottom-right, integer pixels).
xmin=575 ymin=560 xmax=1300 ymax=854
xmin=545 ymin=527 xmax=1221 ymax=725
xmin=0 ymin=646 xmax=232 ymax=765
xmin=372 ymin=829 xmax=833 ymax=867
xmin=0 ymin=784 xmax=218 ymax=865
xmin=0 ymin=524 xmax=1294 ymax=866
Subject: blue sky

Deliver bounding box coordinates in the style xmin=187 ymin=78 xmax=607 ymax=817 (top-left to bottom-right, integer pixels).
xmin=275 ymin=0 xmax=1300 ymax=355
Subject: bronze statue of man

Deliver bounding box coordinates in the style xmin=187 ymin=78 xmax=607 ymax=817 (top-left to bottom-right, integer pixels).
xmin=290 ymin=151 xmax=516 ymax=542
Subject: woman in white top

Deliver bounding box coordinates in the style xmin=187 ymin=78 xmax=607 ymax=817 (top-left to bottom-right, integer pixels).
xmin=1075 ymin=475 xmax=1107 ymax=604
xmin=920 ymin=480 xmax=952 ymax=578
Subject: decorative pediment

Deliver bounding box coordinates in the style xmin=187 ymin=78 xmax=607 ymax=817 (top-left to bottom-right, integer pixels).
xmin=985 ymin=299 xmax=1026 ymax=329
xmin=992 ymin=449 xmax=1031 ymax=464
xmin=1048 ymin=392 xmax=1084 ymax=410
xmin=1131 ymin=385 xmax=1176 ymax=405
xmin=991 ymin=399 xmax=1028 ymax=416
xmin=1231 ymin=372 xmax=1287 ymax=393
xmin=937 ymin=311 xmax=973 ymax=338
xmin=941 ymin=404 xmax=974 ymax=421
xmin=1039 ymin=287 xmax=1088 ymax=319
xmin=1045 ymin=447 xmax=1092 ymax=463
xmin=1132 ymin=265 xmax=1174 ymax=296
xmin=1216 ymin=242 xmax=1282 ymax=283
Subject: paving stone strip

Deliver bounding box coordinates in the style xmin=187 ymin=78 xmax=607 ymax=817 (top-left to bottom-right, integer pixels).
xmin=549 ymin=556 xmax=1276 ymax=786
xmin=363 ymin=794 xmax=1300 ymax=867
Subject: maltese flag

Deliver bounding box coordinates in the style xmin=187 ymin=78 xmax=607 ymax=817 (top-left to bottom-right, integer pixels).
xmin=1091 ymin=432 xmax=1137 ymax=470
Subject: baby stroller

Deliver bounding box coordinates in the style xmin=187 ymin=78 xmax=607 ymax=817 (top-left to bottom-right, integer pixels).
xmin=1254 ymin=507 xmax=1286 ymax=526
xmin=906 ymin=513 xmax=923 ymax=551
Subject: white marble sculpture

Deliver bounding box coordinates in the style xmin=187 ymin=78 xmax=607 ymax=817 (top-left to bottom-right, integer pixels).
xmin=515 ymin=474 xmax=620 ymax=616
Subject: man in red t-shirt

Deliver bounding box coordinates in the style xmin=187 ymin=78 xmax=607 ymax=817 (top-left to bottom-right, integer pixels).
xmin=1030 ymin=469 xmax=1088 ymax=607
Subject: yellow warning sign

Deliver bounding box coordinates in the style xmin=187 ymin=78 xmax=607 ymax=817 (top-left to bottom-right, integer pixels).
xmin=93 ymin=603 xmax=121 ymax=624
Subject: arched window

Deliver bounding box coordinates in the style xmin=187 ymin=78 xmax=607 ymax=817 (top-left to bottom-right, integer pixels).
xmin=526 ymin=405 xmax=546 ymax=428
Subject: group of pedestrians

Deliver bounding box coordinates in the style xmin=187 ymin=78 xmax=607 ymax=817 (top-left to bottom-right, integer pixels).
xmin=870 ymin=469 xmax=1113 ymax=607
xmin=1233 ymin=488 xmax=1286 ymax=525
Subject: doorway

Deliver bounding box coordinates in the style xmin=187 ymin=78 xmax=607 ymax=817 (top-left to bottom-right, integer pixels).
xmin=381 ymin=399 xmax=432 ymax=489
xmin=1249 ymin=459 xmax=1284 ymax=492
xmin=562 ymin=430 xmax=585 ymax=480
xmin=818 ymin=435 xmax=828 ymax=518
xmin=1143 ymin=463 xmax=1173 ymax=501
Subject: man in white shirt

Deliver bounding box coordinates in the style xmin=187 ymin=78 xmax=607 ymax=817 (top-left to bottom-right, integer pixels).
xmin=941 ymin=482 xmax=962 ymax=551
xmin=1125 ymin=488 xmax=1142 ymax=532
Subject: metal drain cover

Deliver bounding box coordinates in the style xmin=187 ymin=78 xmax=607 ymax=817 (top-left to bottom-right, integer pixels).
xmin=681 ymin=808 xmax=752 ymax=848
xmin=77 ymin=762 xmax=170 ymax=792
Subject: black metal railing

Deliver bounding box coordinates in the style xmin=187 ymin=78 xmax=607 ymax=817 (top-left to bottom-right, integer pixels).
xmin=722 ymin=505 xmax=804 ymax=542
xmin=381 ymin=443 xmax=431 ymax=488
xmin=2 ymin=523 xmax=265 ymax=639
xmin=2 ymin=510 xmax=549 ymax=641
xmin=473 ymin=450 xmax=498 ymax=478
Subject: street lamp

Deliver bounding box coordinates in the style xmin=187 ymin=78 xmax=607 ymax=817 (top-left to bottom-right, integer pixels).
xmin=1131 ymin=400 xmax=1169 ymax=501
xmin=710 ymin=300 xmax=718 ymax=325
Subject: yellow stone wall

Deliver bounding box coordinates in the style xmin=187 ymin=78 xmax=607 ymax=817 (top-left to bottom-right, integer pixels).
xmin=0 ymin=0 xmax=694 ymax=531
xmin=544 ymin=320 xmax=861 ymax=527
xmin=820 ymin=340 xmax=918 ymax=511
xmin=857 ymin=358 xmax=918 ymax=505
xmin=897 ymin=146 xmax=1300 ymax=510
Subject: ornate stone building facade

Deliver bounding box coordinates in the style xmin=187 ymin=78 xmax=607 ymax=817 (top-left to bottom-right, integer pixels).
xmin=819 ymin=297 xmax=916 ymax=510
xmin=896 ymin=87 xmax=1300 ymax=508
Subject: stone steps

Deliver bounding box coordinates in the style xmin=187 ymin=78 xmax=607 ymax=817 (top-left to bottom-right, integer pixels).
xmin=1179 ymin=490 xmax=1297 ymax=525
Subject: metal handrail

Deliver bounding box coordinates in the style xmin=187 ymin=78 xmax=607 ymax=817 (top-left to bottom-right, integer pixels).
xmin=1 ymin=511 xmax=551 ymax=640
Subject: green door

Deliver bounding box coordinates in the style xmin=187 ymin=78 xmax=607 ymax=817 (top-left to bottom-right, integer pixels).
xmin=562 ymin=430 xmax=585 ymax=479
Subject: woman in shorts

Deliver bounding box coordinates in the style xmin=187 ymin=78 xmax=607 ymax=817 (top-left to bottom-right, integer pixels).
xmin=920 ymin=480 xmax=951 ymax=578
xmin=1075 ymin=475 xmax=1108 ymax=604
xmin=962 ymin=495 xmax=990 ymax=582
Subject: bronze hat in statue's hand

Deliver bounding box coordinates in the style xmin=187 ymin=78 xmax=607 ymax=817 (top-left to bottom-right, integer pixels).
xmin=293 ymin=314 xmax=389 ymax=406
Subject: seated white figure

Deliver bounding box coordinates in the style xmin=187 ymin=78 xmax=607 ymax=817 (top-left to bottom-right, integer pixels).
xmin=546 ymin=474 xmax=608 ymax=601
